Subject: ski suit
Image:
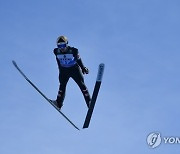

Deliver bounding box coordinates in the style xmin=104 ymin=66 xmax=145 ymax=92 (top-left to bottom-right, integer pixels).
xmin=54 ymin=46 xmax=91 ymax=108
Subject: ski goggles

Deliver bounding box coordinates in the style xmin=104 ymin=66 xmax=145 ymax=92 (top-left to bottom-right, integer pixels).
xmin=57 ymin=42 xmax=67 ymax=49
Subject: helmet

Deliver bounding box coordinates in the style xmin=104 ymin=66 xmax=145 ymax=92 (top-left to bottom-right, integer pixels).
xmin=56 ymin=36 xmax=68 ymax=49
xmin=56 ymin=35 xmax=68 ymax=44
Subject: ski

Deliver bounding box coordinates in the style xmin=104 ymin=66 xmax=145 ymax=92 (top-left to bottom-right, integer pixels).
xmin=12 ymin=60 xmax=80 ymax=130
xmin=83 ymin=63 xmax=105 ymax=128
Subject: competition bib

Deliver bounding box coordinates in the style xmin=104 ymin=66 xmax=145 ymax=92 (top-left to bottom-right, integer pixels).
xmin=57 ymin=54 xmax=77 ymax=67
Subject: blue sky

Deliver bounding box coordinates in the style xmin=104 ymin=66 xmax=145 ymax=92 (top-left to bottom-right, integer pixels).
xmin=1 ymin=0 xmax=180 ymax=153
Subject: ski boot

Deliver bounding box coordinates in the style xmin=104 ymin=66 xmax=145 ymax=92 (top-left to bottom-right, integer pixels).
xmin=49 ymin=99 xmax=63 ymax=109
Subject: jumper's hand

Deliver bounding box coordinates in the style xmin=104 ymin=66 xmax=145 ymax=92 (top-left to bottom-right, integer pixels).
xmin=82 ymin=67 xmax=89 ymax=74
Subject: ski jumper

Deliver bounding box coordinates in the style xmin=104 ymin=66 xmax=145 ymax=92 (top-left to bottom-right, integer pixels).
xmin=54 ymin=46 xmax=91 ymax=108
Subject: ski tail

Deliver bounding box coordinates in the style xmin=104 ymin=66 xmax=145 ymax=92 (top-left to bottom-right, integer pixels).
xmin=12 ymin=60 xmax=80 ymax=130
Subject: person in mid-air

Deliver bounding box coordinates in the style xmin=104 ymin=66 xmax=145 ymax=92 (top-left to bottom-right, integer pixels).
xmin=51 ymin=35 xmax=91 ymax=109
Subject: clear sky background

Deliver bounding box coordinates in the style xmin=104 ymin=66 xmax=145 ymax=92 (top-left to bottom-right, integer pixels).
xmin=1 ymin=0 xmax=180 ymax=153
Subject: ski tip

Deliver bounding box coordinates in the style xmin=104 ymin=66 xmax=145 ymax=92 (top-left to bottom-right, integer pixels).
xmin=99 ymin=63 xmax=105 ymax=67
xmin=12 ymin=60 xmax=17 ymax=66
xmin=97 ymin=63 xmax=105 ymax=82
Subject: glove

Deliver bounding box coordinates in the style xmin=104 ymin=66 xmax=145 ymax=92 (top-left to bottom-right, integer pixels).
xmin=82 ymin=67 xmax=89 ymax=74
